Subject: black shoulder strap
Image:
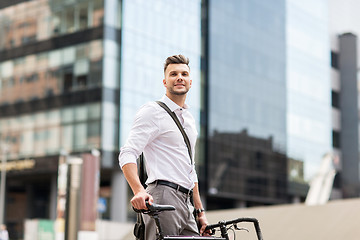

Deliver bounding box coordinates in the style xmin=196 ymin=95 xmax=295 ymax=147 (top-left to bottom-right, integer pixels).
xmin=156 ymin=101 xmax=193 ymax=165
xmin=138 ymin=153 xmax=147 ymax=188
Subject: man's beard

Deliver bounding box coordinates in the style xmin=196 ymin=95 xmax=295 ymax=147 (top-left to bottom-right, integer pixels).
xmin=168 ymin=87 xmax=189 ymax=95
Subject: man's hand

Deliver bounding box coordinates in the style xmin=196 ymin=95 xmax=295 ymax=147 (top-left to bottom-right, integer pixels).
xmin=131 ymin=190 xmax=154 ymax=210
xmin=197 ymin=213 xmax=210 ymax=236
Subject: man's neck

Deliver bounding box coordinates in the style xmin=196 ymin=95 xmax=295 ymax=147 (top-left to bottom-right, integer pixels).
xmin=166 ymin=93 xmax=186 ymax=108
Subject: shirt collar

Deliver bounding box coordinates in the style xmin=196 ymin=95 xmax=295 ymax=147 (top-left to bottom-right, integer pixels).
xmin=160 ymin=95 xmax=189 ymax=112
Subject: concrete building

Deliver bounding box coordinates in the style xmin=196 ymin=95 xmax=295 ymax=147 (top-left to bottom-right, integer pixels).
xmin=328 ymin=0 xmax=360 ymax=200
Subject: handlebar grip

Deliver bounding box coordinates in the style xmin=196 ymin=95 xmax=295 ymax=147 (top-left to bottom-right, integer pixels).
xmin=132 ymin=201 xmax=151 ymax=213
xmin=205 ymin=223 xmax=217 ymax=231
xmin=133 ymin=201 xmax=176 ymax=213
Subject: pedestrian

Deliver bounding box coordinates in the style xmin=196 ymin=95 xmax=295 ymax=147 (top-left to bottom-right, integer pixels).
xmin=0 ymin=224 xmax=9 ymax=240
xmin=119 ymin=54 xmax=209 ymax=238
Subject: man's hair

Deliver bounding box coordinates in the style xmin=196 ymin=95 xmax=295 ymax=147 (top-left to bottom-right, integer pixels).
xmin=164 ymin=54 xmax=190 ymax=72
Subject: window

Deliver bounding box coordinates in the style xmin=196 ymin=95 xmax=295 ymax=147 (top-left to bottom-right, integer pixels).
xmin=63 ymin=66 xmax=74 ymax=92
xmin=6 ymin=77 xmax=15 ymax=88
xmin=87 ymin=121 xmax=100 ymax=147
xmin=254 ymin=151 xmax=264 ymax=170
xmin=61 ymin=125 xmax=74 ymax=151
xmin=52 ymin=12 xmax=62 ymax=35
xmin=332 ymin=90 xmax=340 ymax=109
xmin=331 ymin=51 xmax=339 ymax=70
xmin=89 ymin=60 xmax=102 ymax=87
xmin=48 ymin=69 xmax=62 ymax=94
xmin=76 ymin=75 xmax=87 ymax=89
xmin=26 ymin=73 xmax=39 ymax=83
xmin=93 ymin=0 xmax=104 ymax=26
xmin=88 ymin=103 xmax=101 ymax=119
xmin=78 ymin=3 xmax=89 ymax=30
xmin=332 ymin=130 xmax=340 ymax=148
xmin=74 ymin=59 xmax=89 ymax=90
xmin=22 ymin=35 xmax=36 ymax=44
xmin=65 ymin=7 xmax=75 ymax=33
xmin=74 ymin=123 xmax=87 ymax=149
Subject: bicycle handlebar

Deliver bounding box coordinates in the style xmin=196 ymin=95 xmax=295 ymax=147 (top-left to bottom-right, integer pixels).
xmin=206 ymin=217 xmax=263 ymax=240
xmin=133 ymin=201 xmax=176 ymax=213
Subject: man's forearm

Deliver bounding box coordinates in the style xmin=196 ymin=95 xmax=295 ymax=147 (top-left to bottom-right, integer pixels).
xmin=192 ymin=182 xmax=208 ymax=235
xmin=122 ymin=163 xmax=153 ymax=209
xmin=122 ymin=163 xmax=145 ymax=195
xmin=192 ymin=182 xmax=205 ymax=210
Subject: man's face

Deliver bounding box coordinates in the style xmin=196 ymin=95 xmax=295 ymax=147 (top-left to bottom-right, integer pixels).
xmin=163 ymin=64 xmax=192 ymax=96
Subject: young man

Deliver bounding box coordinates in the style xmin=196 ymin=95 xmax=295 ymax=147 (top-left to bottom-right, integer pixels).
xmin=119 ymin=54 xmax=208 ymax=238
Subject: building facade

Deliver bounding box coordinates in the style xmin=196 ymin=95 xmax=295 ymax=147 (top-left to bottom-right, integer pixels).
xmin=329 ymin=0 xmax=360 ymax=199
xmin=0 ymin=0 xmax=120 ymax=237
xmin=204 ymin=0 xmax=289 ymax=208
xmin=286 ymin=0 xmax=332 ymax=182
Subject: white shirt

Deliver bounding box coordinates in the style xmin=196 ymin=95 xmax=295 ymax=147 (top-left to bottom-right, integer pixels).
xmin=119 ymin=95 xmax=198 ymax=189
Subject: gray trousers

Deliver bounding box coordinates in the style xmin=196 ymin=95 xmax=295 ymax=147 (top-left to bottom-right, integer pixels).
xmin=143 ymin=183 xmax=199 ymax=239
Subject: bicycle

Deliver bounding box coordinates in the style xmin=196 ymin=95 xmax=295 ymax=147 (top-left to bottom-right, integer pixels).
xmin=134 ymin=202 xmax=264 ymax=240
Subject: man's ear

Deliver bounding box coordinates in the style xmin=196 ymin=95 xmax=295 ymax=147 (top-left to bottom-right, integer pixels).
xmin=163 ymin=78 xmax=166 ymax=87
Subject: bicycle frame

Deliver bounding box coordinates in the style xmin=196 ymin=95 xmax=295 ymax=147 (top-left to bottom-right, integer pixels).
xmin=146 ymin=209 xmax=226 ymax=240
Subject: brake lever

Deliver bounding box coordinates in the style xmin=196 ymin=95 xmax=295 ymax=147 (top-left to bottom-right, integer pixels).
xmin=233 ymin=224 xmax=249 ymax=232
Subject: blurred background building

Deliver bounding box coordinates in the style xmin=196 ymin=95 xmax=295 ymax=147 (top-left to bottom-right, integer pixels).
xmin=0 ymin=0 xmax=359 ymax=239
xmin=329 ymin=0 xmax=360 ymax=200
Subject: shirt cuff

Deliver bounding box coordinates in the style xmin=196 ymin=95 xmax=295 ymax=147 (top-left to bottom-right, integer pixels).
xmin=119 ymin=151 xmax=138 ymax=169
xmin=191 ymin=169 xmax=199 ymax=183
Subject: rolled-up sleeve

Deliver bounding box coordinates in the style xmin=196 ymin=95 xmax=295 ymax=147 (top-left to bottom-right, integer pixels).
xmin=191 ymin=164 xmax=199 ymax=183
xmin=119 ymin=104 xmax=159 ymax=169
xmin=119 ymin=149 xmax=138 ymax=168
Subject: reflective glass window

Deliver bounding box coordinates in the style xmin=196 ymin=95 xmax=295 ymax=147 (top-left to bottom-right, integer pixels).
xmin=0 ymin=0 xmax=104 ymax=51
xmin=88 ymin=103 xmax=101 ymax=119
xmin=75 ymin=105 xmax=88 ymax=122
xmin=63 ymin=47 xmax=76 ymax=65
xmin=47 ymin=127 xmax=60 ymax=153
xmin=74 ymin=123 xmax=87 ymax=149
xmin=65 ymin=6 xmax=75 ymax=33
xmin=62 ymin=108 xmax=74 ymax=124
xmin=207 ymin=0 xmax=287 ymax=201
xmin=78 ymin=3 xmax=89 ymax=30
xmin=51 ymin=11 xmax=62 ymax=35
xmin=286 ymin=0 xmax=331 ymax=179
xmin=1 ymin=40 xmax=103 ymax=104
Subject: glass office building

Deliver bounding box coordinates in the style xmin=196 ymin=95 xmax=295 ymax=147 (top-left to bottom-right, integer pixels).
xmin=0 ymin=0 xmax=121 ymax=236
xmin=205 ymin=0 xmax=288 ymax=208
xmin=286 ymin=0 xmax=331 ymax=180
xmin=204 ymin=0 xmax=332 ymax=208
